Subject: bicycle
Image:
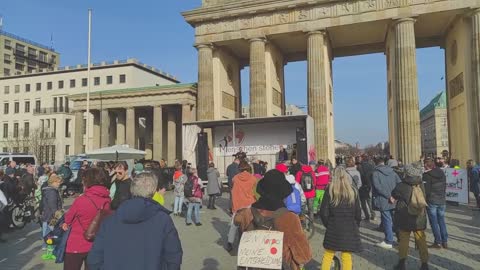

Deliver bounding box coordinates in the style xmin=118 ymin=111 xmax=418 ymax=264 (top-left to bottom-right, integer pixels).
xmin=299 ymin=210 xmax=315 ymax=240
xmin=8 ymin=195 xmax=37 ymax=229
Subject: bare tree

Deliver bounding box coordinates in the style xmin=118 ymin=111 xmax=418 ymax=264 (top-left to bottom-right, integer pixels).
xmin=3 ymin=127 xmax=56 ymax=162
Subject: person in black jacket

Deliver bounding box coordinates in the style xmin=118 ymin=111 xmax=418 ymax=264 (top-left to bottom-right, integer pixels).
xmin=40 ymin=174 xmax=63 ymax=250
xmin=423 ymin=158 xmax=448 ymax=249
xmin=320 ymin=166 xmax=361 ymax=270
xmin=110 ymin=162 xmax=132 ymax=210
xmin=391 ymin=163 xmax=429 ymax=270
xmin=358 ymin=155 xmax=376 ymax=221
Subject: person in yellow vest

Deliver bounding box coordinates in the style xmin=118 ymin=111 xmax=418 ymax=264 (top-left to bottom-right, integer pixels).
xmin=152 ymin=174 xmax=169 ymax=206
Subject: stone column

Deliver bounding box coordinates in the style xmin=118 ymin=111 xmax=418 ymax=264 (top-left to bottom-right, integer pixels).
xmin=93 ymin=111 xmax=101 ymax=149
xmin=197 ymin=44 xmax=214 ymax=120
xmin=393 ymin=18 xmax=421 ymax=163
xmin=153 ymin=106 xmax=163 ymax=161
xmin=471 ymin=9 xmax=480 ymax=162
xmin=167 ymin=108 xmax=177 ymax=165
xmin=100 ymin=109 xmax=110 ymax=147
xmin=73 ymin=111 xmax=84 ymax=154
xmin=126 ymin=107 xmax=136 ymax=148
xmin=116 ymin=110 xmax=126 ymax=145
xmin=249 ymin=38 xmax=267 ymax=117
xmin=307 ymin=31 xmax=329 ymax=160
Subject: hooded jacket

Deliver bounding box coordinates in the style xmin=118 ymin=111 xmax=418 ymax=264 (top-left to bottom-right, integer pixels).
xmin=315 ymin=166 xmax=330 ymax=190
xmin=40 ymin=186 xmax=62 ymax=223
xmin=392 ymin=176 xmax=427 ymax=231
xmin=423 ymin=167 xmax=447 ymax=205
xmin=64 ymin=185 xmax=111 ymax=254
xmin=286 ymin=175 xmax=306 ymax=205
xmin=87 ymin=198 xmax=182 ymax=270
xmin=295 ymin=165 xmax=317 ymax=199
xmin=371 ymin=165 xmax=401 ymax=211
xmin=231 ymin=171 xmax=257 ymax=213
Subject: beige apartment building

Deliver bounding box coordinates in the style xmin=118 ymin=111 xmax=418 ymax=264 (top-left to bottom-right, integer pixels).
xmin=0 ymin=30 xmax=60 ymax=77
xmin=0 ymin=59 xmax=180 ymax=164
xmin=420 ymin=91 xmax=449 ymax=158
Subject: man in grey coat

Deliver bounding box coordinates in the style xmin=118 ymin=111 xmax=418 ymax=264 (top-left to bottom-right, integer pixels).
xmin=372 ymin=156 xmax=401 ymax=249
xmin=206 ymin=163 xmax=221 ymax=209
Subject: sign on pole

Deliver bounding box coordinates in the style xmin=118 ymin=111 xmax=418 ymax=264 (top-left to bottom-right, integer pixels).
xmin=237 ymin=230 xmax=284 ymax=270
xmin=444 ymin=168 xmax=469 ymax=204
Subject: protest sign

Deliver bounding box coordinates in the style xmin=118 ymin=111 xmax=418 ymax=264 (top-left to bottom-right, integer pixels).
xmin=237 ymin=230 xmax=284 ymax=270
xmin=444 ymin=168 xmax=468 ymax=204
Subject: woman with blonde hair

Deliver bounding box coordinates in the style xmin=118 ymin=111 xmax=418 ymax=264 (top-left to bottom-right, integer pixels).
xmin=319 ymin=166 xmax=362 ymax=270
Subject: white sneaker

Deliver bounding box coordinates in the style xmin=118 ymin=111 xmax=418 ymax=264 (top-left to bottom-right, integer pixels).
xmin=376 ymin=241 xmax=393 ymax=249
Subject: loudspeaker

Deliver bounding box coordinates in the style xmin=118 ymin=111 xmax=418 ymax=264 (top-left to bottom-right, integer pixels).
xmin=296 ymin=127 xmax=308 ymax=165
xmin=197 ymin=132 xmax=209 ymax=181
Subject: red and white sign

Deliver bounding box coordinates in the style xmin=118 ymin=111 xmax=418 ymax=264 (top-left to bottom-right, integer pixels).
xmin=444 ymin=168 xmax=468 ymax=204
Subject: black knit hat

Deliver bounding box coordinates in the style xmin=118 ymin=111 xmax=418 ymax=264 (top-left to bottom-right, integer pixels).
xmin=256 ymin=169 xmax=293 ymax=200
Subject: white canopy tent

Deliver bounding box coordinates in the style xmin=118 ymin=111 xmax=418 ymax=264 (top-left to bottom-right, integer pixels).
xmin=86 ymin=145 xmax=146 ymax=161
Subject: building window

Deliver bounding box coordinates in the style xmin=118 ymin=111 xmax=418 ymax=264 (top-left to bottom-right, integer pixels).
xmin=26 ymin=84 xmax=31 ymax=92
xmin=4 ymin=39 xmax=11 ymax=49
xmin=52 ymin=119 xmax=57 ymax=138
xmin=13 ymin=123 xmax=19 ymax=138
xmin=23 ymin=147 xmax=29 ymax=153
xmin=14 ymin=85 xmax=20 ymax=93
xmin=70 ymin=79 xmax=76 ymax=88
xmin=12 ymin=147 xmax=19 ymax=153
xmin=65 ymin=97 xmax=69 ymax=112
xmin=3 ymin=68 xmax=10 ymax=76
xmin=15 ymin=63 xmax=24 ymax=71
xmin=65 ymin=145 xmax=70 ymax=156
xmin=14 ymin=102 xmax=19 ymax=114
xmin=94 ymin=77 xmax=100 ymax=86
xmin=119 ymin=74 xmax=126 ymax=83
xmin=25 ymin=101 xmax=30 ymax=113
xmin=82 ymin=78 xmax=88 ymax=87
xmin=3 ymin=124 xmax=8 ymax=138
xmin=4 ymin=86 xmax=9 ymax=94
xmin=36 ymin=83 xmax=41 ymax=91
xmin=59 ymin=97 xmax=64 ymax=112
xmin=83 ymin=119 xmax=87 ymax=135
xmin=106 ymin=75 xmax=113 ymax=84
xmin=35 ymin=100 xmax=41 ymax=113
xmin=24 ymin=122 xmax=29 ymax=137
xmin=58 ymin=80 xmax=64 ymax=89
xmin=47 ymin=81 xmax=52 ymax=90
xmin=65 ymin=119 xmax=71 ymax=137
xmin=53 ymin=97 xmax=58 ymax=112
xmin=4 ymin=103 xmax=9 ymax=114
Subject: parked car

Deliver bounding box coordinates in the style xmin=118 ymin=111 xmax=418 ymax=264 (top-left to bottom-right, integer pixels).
xmin=0 ymin=153 xmax=38 ymax=172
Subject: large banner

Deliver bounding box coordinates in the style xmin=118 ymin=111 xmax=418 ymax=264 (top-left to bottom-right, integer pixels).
xmin=237 ymin=230 xmax=284 ymax=270
xmin=444 ymin=168 xmax=469 ymax=204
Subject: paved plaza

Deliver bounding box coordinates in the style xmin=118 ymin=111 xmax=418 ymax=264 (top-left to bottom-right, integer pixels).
xmin=0 ymin=191 xmax=479 ymax=270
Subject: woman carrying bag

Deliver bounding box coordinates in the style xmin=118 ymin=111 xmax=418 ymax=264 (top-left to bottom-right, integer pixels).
xmin=63 ymin=168 xmax=111 ymax=270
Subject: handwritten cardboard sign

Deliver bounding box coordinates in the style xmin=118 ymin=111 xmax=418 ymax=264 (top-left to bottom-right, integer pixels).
xmin=237 ymin=230 xmax=284 ymax=270
xmin=444 ymin=168 xmax=468 ymax=204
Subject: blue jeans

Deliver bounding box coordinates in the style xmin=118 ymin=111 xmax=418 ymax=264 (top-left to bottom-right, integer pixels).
xmin=380 ymin=210 xmax=394 ymax=244
xmin=173 ymin=196 xmax=184 ymax=214
xmin=186 ymin=202 xmax=201 ymax=224
xmin=427 ymin=204 xmax=448 ymax=244
xmin=41 ymin=222 xmax=52 ymax=249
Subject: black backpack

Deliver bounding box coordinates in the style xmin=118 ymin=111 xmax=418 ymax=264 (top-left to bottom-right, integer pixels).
xmin=300 ymin=172 xmax=314 ymax=192
xmin=183 ymin=177 xmax=194 ymax=197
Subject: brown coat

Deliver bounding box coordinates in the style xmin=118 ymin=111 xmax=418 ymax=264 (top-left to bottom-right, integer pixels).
xmin=234 ymin=208 xmax=312 ymax=270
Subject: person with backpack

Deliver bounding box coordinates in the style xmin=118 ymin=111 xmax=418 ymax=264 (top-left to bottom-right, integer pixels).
xmin=295 ymin=161 xmax=317 ymax=226
xmin=319 ymin=166 xmax=362 ymax=270
xmin=345 ymin=156 xmax=362 ymax=190
xmin=63 ymin=168 xmax=111 ymax=270
xmin=423 ymin=158 xmax=448 ymax=249
xmin=39 ymin=174 xmax=63 ymax=250
xmin=276 ymin=163 xmax=306 ymax=215
xmin=234 ymin=169 xmax=312 ymax=270
xmin=185 ymin=168 xmax=203 ymax=226
xmin=371 ymin=156 xmax=401 ymax=249
xmin=391 ymin=163 xmax=429 ymax=270
xmin=313 ymin=160 xmax=330 ymax=213
xmin=173 ymin=162 xmax=188 ymax=216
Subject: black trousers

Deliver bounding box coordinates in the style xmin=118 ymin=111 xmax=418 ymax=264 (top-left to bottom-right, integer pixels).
xmin=208 ymin=195 xmax=216 ymax=209
xmin=64 ymin=252 xmax=89 ymax=270
xmin=360 ymin=192 xmax=375 ymax=219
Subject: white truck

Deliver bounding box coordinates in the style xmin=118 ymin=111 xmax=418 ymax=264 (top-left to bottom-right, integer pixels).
xmin=182 ymin=115 xmax=315 ymax=182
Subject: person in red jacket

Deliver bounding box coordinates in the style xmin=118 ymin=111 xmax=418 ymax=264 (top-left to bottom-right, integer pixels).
xmin=296 ymin=161 xmax=317 ymax=228
xmin=63 ymin=168 xmax=111 ymax=270
xmin=314 ymin=159 xmax=330 ymax=213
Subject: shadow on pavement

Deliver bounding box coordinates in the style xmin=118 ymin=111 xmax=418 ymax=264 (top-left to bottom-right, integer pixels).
xmin=201 ymin=258 xmax=220 ymax=270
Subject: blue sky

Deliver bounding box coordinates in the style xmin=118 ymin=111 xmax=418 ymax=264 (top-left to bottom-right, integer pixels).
xmin=1 ymin=0 xmax=445 ymax=146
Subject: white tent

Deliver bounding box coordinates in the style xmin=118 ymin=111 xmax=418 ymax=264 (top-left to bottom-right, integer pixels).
xmin=86 ymin=145 xmax=146 ymax=161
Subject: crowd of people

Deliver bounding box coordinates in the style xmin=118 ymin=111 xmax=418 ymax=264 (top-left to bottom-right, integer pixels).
xmin=0 ymin=147 xmax=477 ymax=270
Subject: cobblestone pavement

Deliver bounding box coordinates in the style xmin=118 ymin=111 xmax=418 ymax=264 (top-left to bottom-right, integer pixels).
xmin=1 ymin=192 xmax=479 ymax=270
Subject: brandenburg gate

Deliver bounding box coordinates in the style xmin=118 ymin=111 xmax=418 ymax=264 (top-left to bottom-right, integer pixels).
xmin=184 ymin=0 xmax=480 ymax=164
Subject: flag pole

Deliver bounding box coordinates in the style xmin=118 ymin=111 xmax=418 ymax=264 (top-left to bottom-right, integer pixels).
xmin=85 ymin=9 xmax=92 ymax=152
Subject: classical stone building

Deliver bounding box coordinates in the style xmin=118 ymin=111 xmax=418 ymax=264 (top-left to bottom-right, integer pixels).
xmin=420 ymin=91 xmax=449 ymax=158
xmin=242 ymin=104 xmax=305 ymax=118
xmin=184 ymin=0 xmax=480 ymax=164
